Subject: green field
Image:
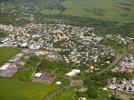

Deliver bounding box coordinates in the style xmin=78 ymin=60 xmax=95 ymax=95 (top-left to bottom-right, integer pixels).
xmin=50 ymin=88 xmax=110 ymax=100
xmin=0 ymin=79 xmax=57 ymax=100
xmin=51 ymin=89 xmax=75 ymax=100
xmin=0 ymin=47 xmax=20 ymax=66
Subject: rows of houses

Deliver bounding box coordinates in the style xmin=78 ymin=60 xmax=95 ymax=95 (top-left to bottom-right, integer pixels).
xmin=112 ymin=54 xmax=134 ymax=73
xmin=0 ymin=52 xmax=24 ymax=77
xmin=107 ymin=78 xmax=134 ymax=94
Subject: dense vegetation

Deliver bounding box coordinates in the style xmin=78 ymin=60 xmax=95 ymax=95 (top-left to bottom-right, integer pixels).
xmin=84 ymin=71 xmax=132 ymax=99
xmin=37 ymin=59 xmax=70 ymax=72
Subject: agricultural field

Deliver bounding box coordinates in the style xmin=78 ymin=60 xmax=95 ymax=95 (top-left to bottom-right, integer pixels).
xmin=0 ymin=47 xmax=20 ymax=66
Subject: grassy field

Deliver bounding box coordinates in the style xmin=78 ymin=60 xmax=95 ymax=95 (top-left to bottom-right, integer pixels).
xmin=0 ymin=47 xmax=20 ymax=66
xmin=0 ymin=78 xmax=57 ymax=100
xmin=51 ymin=89 xmax=75 ymax=100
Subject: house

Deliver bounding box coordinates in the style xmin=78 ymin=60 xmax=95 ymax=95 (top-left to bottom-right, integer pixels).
xmin=65 ymin=69 xmax=80 ymax=77
xmin=0 ymin=63 xmax=11 ymax=70
xmin=33 ymin=72 xmax=43 ymax=78
xmin=0 ymin=63 xmax=19 ymax=77
xmin=78 ymin=97 xmax=87 ymax=100
xmin=47 ymin=52 xmax=62 ymax=61
xmin=34 ymin=50 xmax=47 ymax=56
xmin=56 ymin=81 xmax=62 ymax=85
xmin=9 ymin=53 xmax=24 ymax=62
xmin=1 ymin=38 xmax=10 ymax=43
xmin=108 ymin=84 xmax=116 ymax=90
xmin=21 ymin=42 xmax=28 ymax=47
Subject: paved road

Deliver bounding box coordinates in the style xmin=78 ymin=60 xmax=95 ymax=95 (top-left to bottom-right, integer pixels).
xmin=43 ymin=85 xmax=71 ymax=100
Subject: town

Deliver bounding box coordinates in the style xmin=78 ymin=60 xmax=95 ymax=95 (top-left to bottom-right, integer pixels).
xmin=0 ymin=22 xmax=134 ymax=100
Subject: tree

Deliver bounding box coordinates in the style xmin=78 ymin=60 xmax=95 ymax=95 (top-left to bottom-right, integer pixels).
xmin=110 ymin=95 xmax=122 ymax=100
xmin=87 ymin=86 xmax=97 ymax=98
xmin=111 ymin=95 xmax=116 ymax=100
